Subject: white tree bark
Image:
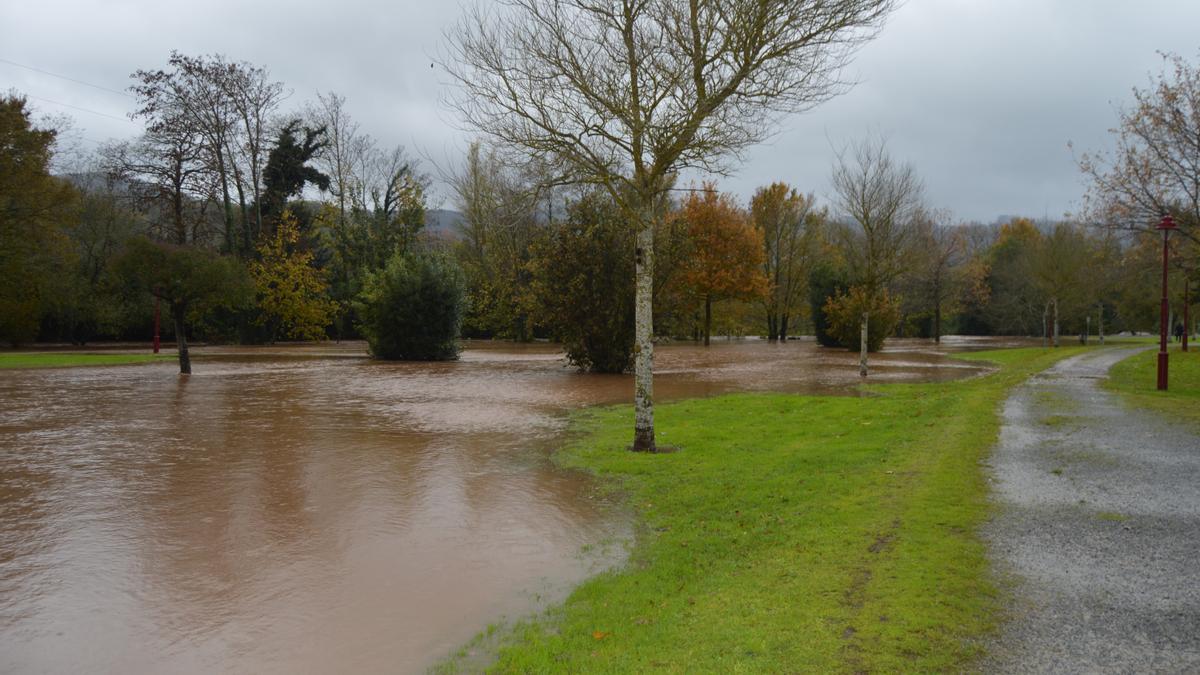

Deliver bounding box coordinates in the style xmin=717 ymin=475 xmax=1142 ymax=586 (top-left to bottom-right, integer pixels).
xmin=633 ymin=216 xmax=656 ymax=451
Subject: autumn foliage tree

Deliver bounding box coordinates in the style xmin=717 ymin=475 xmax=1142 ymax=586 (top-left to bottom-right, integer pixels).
xmin=250 ymin=210 xmax=336 ymax=342
xmin=678 ymin=186 xmax=767 ymax=346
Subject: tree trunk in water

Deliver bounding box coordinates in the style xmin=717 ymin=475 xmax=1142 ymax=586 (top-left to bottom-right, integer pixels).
xmin=703 ymin=295 xmax=712 ymax=347
xmin=767 ymin=314 xmax=777 ymax=342
xmin=172 ymin=303 xmax=191 ymax=375
xmin=859 ymin=312 xmax=869 ymax=377
xmin=779 ymin=314 xmax=788 ymax=341
xmin=632 ymin=218 xmax=656 ymax=452
xmin=1053 ymin=299 xmax=1060 ymax=348
xmin=934 ymin=299 xmax=942 ymax=344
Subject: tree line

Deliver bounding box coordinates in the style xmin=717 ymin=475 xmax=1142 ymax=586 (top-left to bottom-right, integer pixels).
xmin=3 ymin=46 xmax=1200 ymax=381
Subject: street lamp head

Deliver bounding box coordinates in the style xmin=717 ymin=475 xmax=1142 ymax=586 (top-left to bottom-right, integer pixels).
xmin=1158 ymin=214 xmax=1177 ymax=230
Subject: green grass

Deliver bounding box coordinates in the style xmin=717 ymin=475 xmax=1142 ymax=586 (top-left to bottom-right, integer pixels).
xmin=0 ymin=352 xmax=170 ymax=369
xmin=1105 ymin=346 xmax=1200 ymax=429
xmin=448 ymin=345 xmax=1090 ymax=673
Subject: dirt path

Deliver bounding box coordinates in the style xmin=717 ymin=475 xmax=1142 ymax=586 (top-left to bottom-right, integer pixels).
xmin=983 ymin=348 xmax=1200 ymax=673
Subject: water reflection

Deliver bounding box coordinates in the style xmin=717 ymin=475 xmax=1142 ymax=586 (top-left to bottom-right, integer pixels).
xmin=0 ymin=338 xmax=1005 ymax=673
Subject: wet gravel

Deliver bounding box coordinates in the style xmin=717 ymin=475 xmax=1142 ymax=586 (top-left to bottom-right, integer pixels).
xmin=983 ymin=348 xmax=1200 ymax=674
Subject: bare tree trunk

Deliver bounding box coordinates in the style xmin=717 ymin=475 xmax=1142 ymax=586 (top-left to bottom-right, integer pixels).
xmin=704 ymin=294 xmax=712 ymax=347
xmin=1042 ymin=305 xmax=1048 ymax=347
xmin=859 ymin=312 xmax=869 ymax=377
xmin=779 ymin=313 xmax=788 ymax=341
xmin=632 ymin=217 xmax=655 ymax=452
xmin=1099 ymin=306 xmax=1105 ymax=345
xmin=934 ymin=298 xmax=942 ymax=344
xmin=172 ymin=303 xmax=191 ymax=375
xmin=1084 ymin=316 xmax=1090 ymax=345
xmin=767 ymin=313 xmax=777 ymax=342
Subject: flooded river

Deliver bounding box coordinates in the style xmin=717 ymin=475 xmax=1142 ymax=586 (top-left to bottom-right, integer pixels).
xmin=0 ymin=338 xmax=1003 ymax=673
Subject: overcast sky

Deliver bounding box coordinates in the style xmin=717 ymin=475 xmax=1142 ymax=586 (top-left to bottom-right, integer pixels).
xmin=4 ymin=0 xmax=1200 ymax=223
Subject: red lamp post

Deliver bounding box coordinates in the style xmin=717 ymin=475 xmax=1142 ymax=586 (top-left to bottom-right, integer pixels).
xmin=1157 ymin=214 xmax=1177 ymax=390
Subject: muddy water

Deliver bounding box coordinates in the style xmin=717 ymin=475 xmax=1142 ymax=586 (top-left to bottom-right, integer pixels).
xmin=0 ymin=338 xmax=1002 ymax=673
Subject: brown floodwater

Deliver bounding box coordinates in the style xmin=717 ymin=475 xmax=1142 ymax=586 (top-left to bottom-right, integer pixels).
xmin=0 ymin=337 xmax=1014 ymax=673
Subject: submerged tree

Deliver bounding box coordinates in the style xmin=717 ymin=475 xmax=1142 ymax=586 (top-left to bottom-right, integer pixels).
xmin=114 ymin=237 xmax=251 ymax=373
xmin=831 ymin=136 xmax=922 ymax=369
xmin=355 ymin=250 xmax=466 ymax=361
xmin=528 ymin=192 xmax=636 ymax=373
xmin=751 ymin=183 xmax=821 ymax=340
xmin=677 ymin=185 xmax=767 ymax=346
xmin=445 ymin=0 xmax=897 ymax=451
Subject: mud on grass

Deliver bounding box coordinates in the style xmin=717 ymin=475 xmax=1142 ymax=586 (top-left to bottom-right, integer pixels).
xmin=445 ymin=346 xmax=1089 ymax=673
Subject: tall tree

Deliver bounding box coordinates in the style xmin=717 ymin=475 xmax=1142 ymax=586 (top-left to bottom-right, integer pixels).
xmin=450 ymin=141 xmax=543 ymax=339
xmin=677 ymin=185 xmax=767 ymax=346
xmin=0 ymin=95 xmax=77 ymax=345
xmin=905 ymin=210 xmax=965 ymax=343
xmin=260 ymin=120 xmax=330 ymax=227
xmin=250 ymin=210 xmax=335 ymax=342
xmin=131 ymin=52 xmax=245 ymax=254
xmin=751 ymin=183 xmax=821 ymax=340
xmin=446 ymin=0 xmax=897 ymax=451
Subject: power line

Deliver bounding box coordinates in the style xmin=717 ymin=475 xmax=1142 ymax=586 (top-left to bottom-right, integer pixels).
xmin=23 ymin=94 xmax=138 ymax=124
xmin=0 ymin=57 xmax=133 ymax=99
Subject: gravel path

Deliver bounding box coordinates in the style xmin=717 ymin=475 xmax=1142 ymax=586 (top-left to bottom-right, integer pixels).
xmin=983 ymin=347 xmax=1200 ymax=673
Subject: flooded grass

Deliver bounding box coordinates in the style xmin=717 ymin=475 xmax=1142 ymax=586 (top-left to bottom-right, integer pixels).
xmin=470 ymin=346 xmax=1090 ymax=673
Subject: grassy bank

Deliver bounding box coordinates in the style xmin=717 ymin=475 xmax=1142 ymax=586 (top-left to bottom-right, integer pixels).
xmin=1105 ymin=346 xmax=1200 ymax=429
xmin=0 ymin=352 xmax=170 ymax=369
xmin=445 ymin=346 xmax=1089 ymax=673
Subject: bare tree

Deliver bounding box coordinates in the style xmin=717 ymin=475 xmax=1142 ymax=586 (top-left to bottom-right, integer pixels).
xmin=219 ymin=60 xmax=285 ymax=245
xmin=831 ymin=136 xmax=922 ymax=373
xmin=445 ymin=0 xmax=896 ymax=451
xmin=304 ymin=91 xmax=362 ymax=226
xmin=102 ymin=127 xmax=216 ymax=246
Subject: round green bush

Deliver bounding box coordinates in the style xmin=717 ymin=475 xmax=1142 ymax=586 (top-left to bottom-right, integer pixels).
xmin=355 ymin=250 xmax=466 ymax=360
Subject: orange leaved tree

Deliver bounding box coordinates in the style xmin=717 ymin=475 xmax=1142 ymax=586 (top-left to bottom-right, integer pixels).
xmin=678 ymin=185 xmax=768 ymax=345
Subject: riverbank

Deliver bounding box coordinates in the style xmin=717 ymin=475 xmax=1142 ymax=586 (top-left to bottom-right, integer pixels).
xmin=1104 ymin=346 xmax=1200 ymax=429
xmin=447 ymin=346 xmax=1089 ymax=672
xmin=0 ymin=352 xmax=171 ymax=369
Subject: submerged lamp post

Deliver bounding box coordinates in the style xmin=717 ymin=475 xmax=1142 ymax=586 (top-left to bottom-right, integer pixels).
xmin=1157 ymin=214 xmax=1177 ymax=390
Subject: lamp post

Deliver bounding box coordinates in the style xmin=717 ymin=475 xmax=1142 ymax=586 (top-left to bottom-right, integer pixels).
xmin=1157 ymin=214 xmax=1177 ymax=390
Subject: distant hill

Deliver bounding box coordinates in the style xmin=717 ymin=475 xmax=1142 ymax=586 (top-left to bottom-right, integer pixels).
xmin=425 ymin=209 xmax=465 ymax=239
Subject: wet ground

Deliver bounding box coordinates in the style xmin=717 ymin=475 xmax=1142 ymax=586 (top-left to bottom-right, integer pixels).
xmin=0 ymin=337 xmax=1008 ymax=674
xmin=983 ymin=348 xmax=1200 ymax=673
